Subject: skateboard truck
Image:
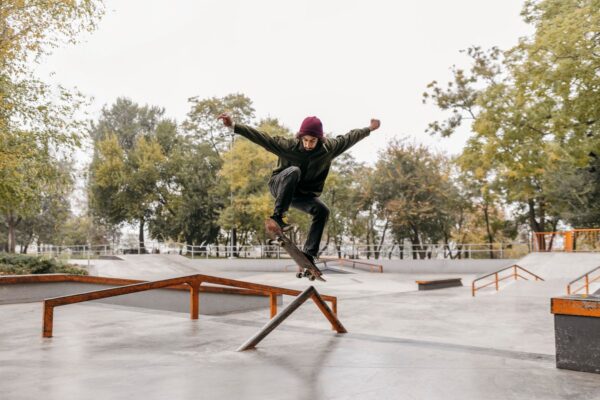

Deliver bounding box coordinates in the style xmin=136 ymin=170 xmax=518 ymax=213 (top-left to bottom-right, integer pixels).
xmin=265 ymin=218 xmax=325 ymax=282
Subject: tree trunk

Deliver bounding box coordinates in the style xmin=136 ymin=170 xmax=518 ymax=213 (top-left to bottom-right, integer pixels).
xmin=528 ymin=198 xmax=544 ymax=250
xmin=138 ymin=217 xmax=145 ymax=253
xmin=365 ymin=220 xmax=371 ymax=260
xmin=375 ymin=219 xmax=389 ymax=260
xmin=483 ymin=203 xmax=495 ymax=259
xmin=232 ymin=227 xmax=238 ymax=257
xmin=6 ymin=212 xmax=21 ymax=253
xmin=335 ymin=237 xmax=342 ymax=258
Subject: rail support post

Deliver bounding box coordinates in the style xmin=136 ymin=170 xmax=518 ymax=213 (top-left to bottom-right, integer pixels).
xmin=43 ymin=301 xmax=54 ymax=338
xmin=270 ymin=293 xmax=277 ymax=318
xmin=189 ymin=281 xmax=200 ymax=320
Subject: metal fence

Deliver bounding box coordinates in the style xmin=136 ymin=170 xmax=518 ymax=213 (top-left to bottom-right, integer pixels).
xmin=532 ymin=229 xmax=600 ymax=252
xmin=29 ymin=241 xmax=530 ymax=260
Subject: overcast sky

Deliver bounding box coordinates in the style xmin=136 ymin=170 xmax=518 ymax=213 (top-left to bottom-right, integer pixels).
xmin=35 ymin=0 xmax=533 ymax=164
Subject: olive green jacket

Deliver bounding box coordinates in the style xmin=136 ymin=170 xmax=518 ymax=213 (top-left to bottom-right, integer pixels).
xmin=234 ymin=124 xmax=371 ymax=197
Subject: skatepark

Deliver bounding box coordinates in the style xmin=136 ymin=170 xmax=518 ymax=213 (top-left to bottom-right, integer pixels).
xmin=2 ymin=252 xmax=600 ymax=399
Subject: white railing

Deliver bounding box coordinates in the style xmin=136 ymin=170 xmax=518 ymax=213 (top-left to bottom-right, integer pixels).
xmin=27 ymin=241 xmax=529 ymax=260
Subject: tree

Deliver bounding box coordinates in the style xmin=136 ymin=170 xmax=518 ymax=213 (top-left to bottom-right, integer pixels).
xmin=0 ymin=132 xmax=74 ymax=252
xmin=320 ymin=154 xmax=367 ymax=258
xmin=218 ymin=118 xmax=291 ymax=249
xmin=183 ymin=93 xmax=256 ymax=253
xmin=17 ymin=161 xmax=74 ymax=252
xmin=0 ymin=0 xmax=105 ymax=252
xmin=148 ymin=139 xmax=223 ymax=247
xmin=183 ymin=93 xmax=255 ymax=157
xmin=372 ymin=140 xmax=464 ymax=259
xmin=424 ymin=0 xmax=600 ymax=242
xmin=88 ymin=98 xmax=172 ymax=251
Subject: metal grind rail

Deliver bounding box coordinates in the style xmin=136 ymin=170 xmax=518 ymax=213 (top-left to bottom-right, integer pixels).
xmin=238 ymin=286 xmax=347 ymax=351
xmin=321 ymin=257 xmax=384 ymax=273
xmin=471 ymin=265 xmax=544 ymax=297
xmin=567 ymin=266 xmax=600 ymax=295
xmin=33 ymin=273 xmax=341 ymax=340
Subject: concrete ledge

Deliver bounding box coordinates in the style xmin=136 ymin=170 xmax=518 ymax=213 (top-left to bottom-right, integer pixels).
xmin=552 ymin=295 xmax=600 ymax=374
xmin=416 ymin=278 xmax=463 ymax=290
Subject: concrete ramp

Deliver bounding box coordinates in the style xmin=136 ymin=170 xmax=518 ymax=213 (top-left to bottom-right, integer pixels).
xmin=495 ymin=279 xmax=569 ymax=298
xmin=480 ymin=253 xmax=600 ymax=298
xmin=515 ymin=252 xmax=600 ymax=280
xmin=88 ymin=254 xmax=200 ymax=279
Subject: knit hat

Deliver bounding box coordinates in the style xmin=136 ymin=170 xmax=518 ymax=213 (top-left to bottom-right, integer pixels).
xmin=296 ymin=116 xmax=324 ymax=140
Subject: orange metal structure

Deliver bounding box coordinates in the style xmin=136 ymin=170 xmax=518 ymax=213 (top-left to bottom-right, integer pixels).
xmin=552 ymin=297 xmax=600 ymax=318
xmin=533 ymin=229 xmax=600 ymax=252
xmin=566 ymin=266 xmax=600 ymax=295
xmin=0 ymin=274 xmax=341 ymax=339
xmin=471 ymin=264 xmax=544 ymax=297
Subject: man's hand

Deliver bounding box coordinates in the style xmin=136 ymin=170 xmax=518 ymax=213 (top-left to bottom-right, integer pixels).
xmin=217 ymin=113 xmax=234 ymax=128
xmin=369 ymin=119 xmax=381 ymax=132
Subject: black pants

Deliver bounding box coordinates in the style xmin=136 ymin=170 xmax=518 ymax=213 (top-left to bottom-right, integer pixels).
xmin=268 ymin=167 xmax=330 ymax=257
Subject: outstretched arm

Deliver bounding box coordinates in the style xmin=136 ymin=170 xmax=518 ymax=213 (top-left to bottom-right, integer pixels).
xmin=217 ymin=113 xmax=291 ymax=155
xmin=328 ymin=118 xmax=381 ymax=157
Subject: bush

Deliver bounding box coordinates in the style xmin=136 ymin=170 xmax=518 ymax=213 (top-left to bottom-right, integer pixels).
xmin=0 ymin=253 xmax=88 ymax=276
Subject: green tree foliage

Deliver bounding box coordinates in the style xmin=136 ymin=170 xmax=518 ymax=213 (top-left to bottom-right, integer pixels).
xmin=15 ymin=160 xmax=74 ymax=252
xmin=0 ymin=1 xmax=104 ymax=252
xmin=88 ymin=99 xmax=171 ymax=250
xmin=89 ymin=98 xmax=224 ymax=248
xmin=218 ymin=118 xmax=291 ymax=246
xmin=0 ymin=132 xmax=73 ymax=252
xmin=372 ymin=140 xmax=467 ymax=259
xmin=148 ymin=139 xmax=223 ymax=246
xmin=320 ymin=154 xmax=366 ymax=257
xmin=183 ymin=93 xmax=255 ymax=157
xmin=424 ymin=0 xmax=600 ymax=237
xmin=58 ymin=215 xmax=118 ymax=247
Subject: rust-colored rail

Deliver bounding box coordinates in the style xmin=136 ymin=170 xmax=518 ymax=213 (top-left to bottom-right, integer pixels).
xmin=471 ymin=265 xmax=544 ymax=297
xmin=237 ymin=286 xmax=347 ymax=351
xmin=567 ymin=266 xmax=600 ymax=295
xmin=22 ymin=273 xmax=339 ymax=338
xmin=0 ymin=274 xmax=265 ymax=296
xmin=321 ymin=257 xmax=384 ymax=273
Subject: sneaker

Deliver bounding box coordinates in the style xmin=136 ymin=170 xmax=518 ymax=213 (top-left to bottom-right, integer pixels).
xmin=270 ymin=214 xmax=293 ymax=232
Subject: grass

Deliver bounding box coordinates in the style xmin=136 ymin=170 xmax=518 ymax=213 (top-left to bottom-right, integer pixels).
xmin=0 ymin=252 xmax=88 ymax=276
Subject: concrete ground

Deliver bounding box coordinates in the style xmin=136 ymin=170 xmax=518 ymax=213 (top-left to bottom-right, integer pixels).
xmin=2 ymin=254 xmax=600 ymax=399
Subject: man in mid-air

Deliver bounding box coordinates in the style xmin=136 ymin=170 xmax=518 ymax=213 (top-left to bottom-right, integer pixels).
xmin=218 ymin=113 xmax=380 ymax=263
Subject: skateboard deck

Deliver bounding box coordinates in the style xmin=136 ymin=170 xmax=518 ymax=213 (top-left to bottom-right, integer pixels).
xmin=265 ymin=218 xmax=325 ymax=282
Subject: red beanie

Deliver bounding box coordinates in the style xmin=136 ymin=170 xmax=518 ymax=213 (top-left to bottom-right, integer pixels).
xmin=296 ymin=116 xmax=324 ymax=140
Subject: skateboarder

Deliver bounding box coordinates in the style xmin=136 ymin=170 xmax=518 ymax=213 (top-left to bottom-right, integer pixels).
xmin=217 ymin=113 xmax=381 ymax=264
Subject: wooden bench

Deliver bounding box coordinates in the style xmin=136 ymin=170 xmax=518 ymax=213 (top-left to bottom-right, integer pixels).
xmin=416 ymin=278 xmax=462 ymax=291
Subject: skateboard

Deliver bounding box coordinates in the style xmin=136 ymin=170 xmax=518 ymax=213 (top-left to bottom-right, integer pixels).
xmin=265 ymin=218 xmax=325 ymax=282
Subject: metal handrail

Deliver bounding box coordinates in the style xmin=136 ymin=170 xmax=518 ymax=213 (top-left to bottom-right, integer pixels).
xmin=37 ymin=273 xmax=340 ymax=338
xmin=471 ymin=264 xmax=544 ymax=297
xmin=567 ymin=266 xmax=600 ymax=295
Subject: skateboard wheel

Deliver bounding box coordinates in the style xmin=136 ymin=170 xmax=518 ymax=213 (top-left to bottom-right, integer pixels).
xmin=309 ymin=275 xmax=316 ymax=281
xmin=296 ymin=272 xmax=303 ymax=279
xmin=303 ymin=270 xmax=310 ymax=277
